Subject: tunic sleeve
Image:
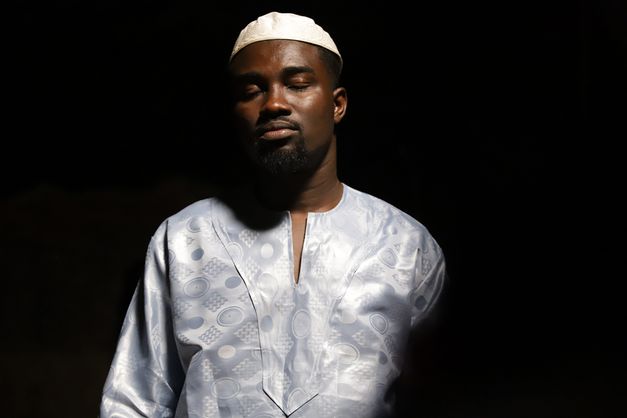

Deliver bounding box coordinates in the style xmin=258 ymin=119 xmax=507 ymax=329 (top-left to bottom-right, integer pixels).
xmin=100 ymin=224 xmax=184 ymax=417
xmin=409 ymin=238 xmax=447 ymax=329
xmin=390 ymin=241 xmax=446 ymax=418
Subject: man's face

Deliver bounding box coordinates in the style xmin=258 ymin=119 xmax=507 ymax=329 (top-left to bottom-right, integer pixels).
xmin=229 ymin=40 xmax=345 ymax=175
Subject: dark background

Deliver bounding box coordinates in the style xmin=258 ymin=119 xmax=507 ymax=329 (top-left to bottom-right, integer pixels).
xmin=3 ymin=1 xmax=625 ymax=417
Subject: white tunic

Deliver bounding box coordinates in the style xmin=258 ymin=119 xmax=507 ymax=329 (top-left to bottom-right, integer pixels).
xmin=100 ymin=184 xmax=446 ymax=418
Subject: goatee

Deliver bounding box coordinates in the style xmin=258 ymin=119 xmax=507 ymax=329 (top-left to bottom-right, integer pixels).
xmin=254 ymin=138 xmax=310 ymax=175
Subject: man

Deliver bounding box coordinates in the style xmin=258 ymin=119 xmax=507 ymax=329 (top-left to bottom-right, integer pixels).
xmin=100 ymin=11 xmax=446 ymax=418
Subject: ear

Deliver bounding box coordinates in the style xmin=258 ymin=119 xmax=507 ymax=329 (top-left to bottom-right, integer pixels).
xmin=332 ymin=87 xmax=348 ymax=124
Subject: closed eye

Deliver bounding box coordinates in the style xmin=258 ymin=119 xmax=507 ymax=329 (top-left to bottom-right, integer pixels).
xmin=288 ymin=83 xmax=310 ymax=91
xmin=235 ymin=84 xmax=263 ymax=100
xmin=231 ymin=71 xmax=266 ymax=101
xmin=245 ymin=85 xmax=262 ymax=96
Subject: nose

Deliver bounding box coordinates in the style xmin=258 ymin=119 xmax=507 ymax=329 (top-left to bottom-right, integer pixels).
xmin=261 ymin=84 xmax=291 ymax=116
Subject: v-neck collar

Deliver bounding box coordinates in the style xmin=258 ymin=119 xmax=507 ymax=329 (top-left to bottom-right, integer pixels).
xmin=209 ymin=184 xmax=378 ymax=414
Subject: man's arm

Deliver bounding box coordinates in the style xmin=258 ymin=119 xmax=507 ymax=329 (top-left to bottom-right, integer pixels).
xmin=391 ymin=241 xmax=448 ymax=418
xmin=100 ymin=228 xmax=185 ymax=417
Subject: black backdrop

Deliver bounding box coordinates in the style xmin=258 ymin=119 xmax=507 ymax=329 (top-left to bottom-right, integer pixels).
xmin=3 ymin=1 xmax=625 ymax=417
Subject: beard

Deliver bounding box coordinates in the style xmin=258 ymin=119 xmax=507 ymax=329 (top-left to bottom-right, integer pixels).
xmin=252 ymin=137 xmax=311 ymax=175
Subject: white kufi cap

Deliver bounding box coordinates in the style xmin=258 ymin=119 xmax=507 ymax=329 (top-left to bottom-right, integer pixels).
xmin=230 ymin=12 xmax=342 ymax=64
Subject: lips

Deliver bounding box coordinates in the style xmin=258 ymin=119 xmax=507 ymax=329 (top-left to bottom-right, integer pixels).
xmin=255 ymin=121 xmax=299 ymax=141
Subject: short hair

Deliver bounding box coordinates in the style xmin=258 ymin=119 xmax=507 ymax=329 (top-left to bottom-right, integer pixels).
xmin=317 ymin=46 xmax=342 ymax=89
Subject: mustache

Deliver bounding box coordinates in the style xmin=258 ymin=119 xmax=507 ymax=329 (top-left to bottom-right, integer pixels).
xmin=254 ymin=117 xmax=301 ymax=137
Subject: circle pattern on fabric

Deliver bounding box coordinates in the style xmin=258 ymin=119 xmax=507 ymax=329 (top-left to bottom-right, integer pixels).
xmin=386 ymin=224 xmax=398 ymax=235
xmin=288 ymin=388 xmax=310 ymax=411
xmin=217 ymin=345 xmax=236 ymax=359
xmin=257 ymin=273 xmax=279 ymax=298
xmin=186 ymin=217 xmax=201 ymax=232
xmin=339 ymin=309 xmax=357 ymax=324
xmin=260 ymin=315 xmax=273 ymax=332
xmin=226 ymin=242 xmax=243 ymax=262
xmin=191 ymin=248 xmax=204 ymax=261
xmin=292 ymin=310 xmax=311 ymax=338
xmin=379 ymin=248 xmax=398 ymax=268
xmin=369 ymin=313 xmax=389 ymax=334
xmin=333 ymin=343 xmax=359 ymax=364
xmin=184 ymin=278 xmax=210 ymax=298
xmin=217 ymin=306 xmax=244 ymax=326
xmin=260 ymin=243 xmax=274 ymax=259
xmin=225 ymin=276 xmax=243 ymax=289
xmin=212 ymin=377 xmax=240 ymax=399
xmin=187 ymin=317 xmax=204 ymax=329
xmin=415 ymin=295 xmax=427 ymax=310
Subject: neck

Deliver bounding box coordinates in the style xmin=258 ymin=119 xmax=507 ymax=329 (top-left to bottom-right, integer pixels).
xmin=254 ymin=141 xmax=343 ymax=214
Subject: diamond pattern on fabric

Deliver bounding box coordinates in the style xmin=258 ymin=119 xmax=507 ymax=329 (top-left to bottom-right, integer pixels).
xmin=202 ymin=396 xmax=218 ymax=418
xmin=202 ymin=257 xmax=228 ymax=277
xmin=276 ymin=334 xmax=294 ymax=356
xmin=233 ymin=358 xmax=261 ymax=380
xmin=239 ymin=229 xmax=259 ymax=247
xmin=352 ymin=328 xmax=377 ymax=346
xmin=173 ymin=297 xmax=192 ymax=318
xmin=170 ymin=262 xmax=193 ymax=283
xmin=203 ymin=293 xmax=228 ymax=312
xmin=243 ymin=257 xmax=260 ymax=279
xmin=239 ymin=395 xmax=262 ymax=417
xmin=234 ymin=321 xmax=259 ymax=345
xmin=199 ymin=326 xmax=223 ymax=345
xmin=201 ymin=358 xmax=220 ymax=382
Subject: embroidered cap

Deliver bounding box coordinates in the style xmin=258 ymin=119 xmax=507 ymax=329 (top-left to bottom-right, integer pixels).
xmin=230 ymin=12 xmax=342 ymax=64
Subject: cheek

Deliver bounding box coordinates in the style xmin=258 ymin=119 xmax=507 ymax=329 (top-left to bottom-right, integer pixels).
xmin=301 ymin=97 xmax=335 ymax=130
xmin=233 ymin=104 xmax=256 ymax=124
xmin=230 ymin=115 xmax=254 ymax=151
xmin=232 ymin=105 xmax=258 ymax=135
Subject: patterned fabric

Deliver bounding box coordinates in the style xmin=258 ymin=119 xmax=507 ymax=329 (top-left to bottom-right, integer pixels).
xmin=100 ymin=184 xmax=446 ymax=418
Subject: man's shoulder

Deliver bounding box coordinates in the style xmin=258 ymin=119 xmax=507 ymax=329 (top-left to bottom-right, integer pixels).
xmin=168 ymin=198 xmax=215 ymax=222
xmin=344 ymin=184 xmax=443 ymax=258
xmin=345 ymin=185 xmax=445 ymax=268
xmin=345 ymin=184 xmax=431 ymax=235
xmin=150 ymin=197 xmax=218 ymax=238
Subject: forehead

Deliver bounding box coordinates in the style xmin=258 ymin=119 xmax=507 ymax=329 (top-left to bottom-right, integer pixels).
xmin=229 ymin=40 xmax=325 ymax=76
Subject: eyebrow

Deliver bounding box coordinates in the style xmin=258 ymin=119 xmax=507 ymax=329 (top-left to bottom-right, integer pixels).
xmin=281 ymin=66 xmax=315 ymax=78
xmin=232 ymin=66 xmax=316 ymax=83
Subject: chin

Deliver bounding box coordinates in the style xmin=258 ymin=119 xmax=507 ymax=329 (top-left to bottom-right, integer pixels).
xmin=257 ymin=154 xmax=310 ymax=176
xmin=254 ymin=141 xmax=311 ymax=175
